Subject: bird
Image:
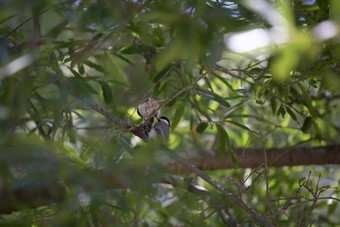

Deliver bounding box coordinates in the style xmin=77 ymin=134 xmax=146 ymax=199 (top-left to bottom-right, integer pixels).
xmin=137 ymin=97 xmax=163 ymax=120
xmin=148 ymin=116 xmax=170 ymax=140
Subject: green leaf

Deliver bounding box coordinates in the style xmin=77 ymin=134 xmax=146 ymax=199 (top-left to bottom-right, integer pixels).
xmin=222 ymin=101 xmax=245 ymax=119
xmin=28 ymin=98 xmax=42 ymax=122
xmin=270 ymin=97 xmax=277 ymax=116
xmin=233 ymin=89 xmax=254 ymax=97
xmin=225 ymin=120 xmax=254 ymax=133
xmin=171 ymin=103 xmax=185 ymax=130
xmin=99 ymin=81 xmax=113 ymax=104
xmin=153 ymin=65 xmax=173 ymax=82
xmin=248 ymin=67 xmax=264 ymax=76
xmin=193 ymin=88 xmax=230 ymax=108
xmin=83 ymin=60 xmax=105 ymax=73
xmin=66 ymin=76 xmax=97 ymax=97
xmin=96 ymin=55 xmax=130 ymax=87
xmin=204 ymin=77 xmax=214 ymax=92
xmin=216 ymin=124 xmax=227 ymax=157
xmin=113 ymin=53 xmax=133 ymax=65
xmin=78 ymin=64 xmax=85 ymax=75
xmin=121 ymin=44 xmax=157 ymax=54
xmin=312 ymin=121 xmax=321 ymax=141
xmin=301 ymin=116 xmax=313 ymax=133
xmin=285 ymin=107 xmax=297 ymax=121
xmin=196 ymin=122 xmax=209 ymax=134
xmin=326 ymin=121 xmax=340 ymax=134
xmin=69 ymin=68 xmax=81 ymax=78
xmin=224 ymin=96 xmax=247 ymax=101
xmin=225 ymin=131 xmax=238 ymax=168
xmin=216 ymin=124 xmax=238 ymax=167
xmin=277 ymin=105 xmax=286 ymax=118
xmin=213 ymin=72 xmax=234 ymax=91
xmin=190 ymin=114 xmax=194 ymax=131
xmin=297 ymin=82 xmax=317 ymax=118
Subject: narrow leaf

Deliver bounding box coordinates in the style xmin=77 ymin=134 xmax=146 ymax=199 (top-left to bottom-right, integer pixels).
xmin=226 ymin=120 xmax=254 ymax=133
xmin=99 ymin=81 xmax=113 ymax=104
xmin=196 ymin=122 xmax=209 ymax=134
xmin=66 ymin=77 xmax=97 ymax=96
xmin=171 ymin=103 xmax=185 ymax=130
xmin=297 ymin=82 xmax=317 ymax=118
xmin=216 ymin=124 xmax=227 ymax=157
xmin=121 ymin=44 xmax=157 ymax=54
xmin=222 ymin=101 xmax=245 ymax=119
xmin=153 ymin=65 xmax=173 ymax=82
xmin=224 ymin=96 xmax=247 ymax=100
xmin=312 ymin=121 xmax=321 ymax=141
xmin=83 ymin=60 xmax=105 ymax=73
xmin=277 ymin=104 xmax=286 ymax=118
xmin=233 ymin=89 xmax=254 ymax=97
xmin=225 ymin=130 xmax=238 ymax=168
xmin=193 ymin=88 xmax=230 ymax=108
xmin=285 ymin=106 xmax=297 ymax=121
xmin=113 ymin=53 xmax=133 ymax=65
xmin=270 ymin=97 xmax=277 ymax=116
xmin=301 ymin=116 xmax=313 ymax=133
xmin=78 ymin=64 xmax=85 ymax=74
xmin=69 ymin=68 xmax=81 ymax=77
xmin=216 ymin=124 xmax=238 ymax=167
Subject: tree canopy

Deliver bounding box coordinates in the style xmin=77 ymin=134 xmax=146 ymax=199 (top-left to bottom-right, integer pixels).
xmin=0 ymin=0 xmax=339 ymax=226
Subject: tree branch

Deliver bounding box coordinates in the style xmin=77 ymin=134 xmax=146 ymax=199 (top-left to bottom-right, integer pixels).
xmin=166 ymin=145 xmax=340 ymax=173
xmin=0 ymin=168 xmax=238 ymax=225
xmin=163 ymin=149 xmax=272 ymax=226
xmin=53 ymin=79 xmax=148 ymax=141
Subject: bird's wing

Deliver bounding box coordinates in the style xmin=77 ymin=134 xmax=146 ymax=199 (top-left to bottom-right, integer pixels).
xmin=154 ymin=122 xmax=169 ymax=139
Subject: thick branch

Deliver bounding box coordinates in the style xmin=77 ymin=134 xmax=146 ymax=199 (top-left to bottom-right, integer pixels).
xmin=0 ymin=169 xmax=237 ymax=225
xmin=166 ymin=145 xmax=340 ymax=173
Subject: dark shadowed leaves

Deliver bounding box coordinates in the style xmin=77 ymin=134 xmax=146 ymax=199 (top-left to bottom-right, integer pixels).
xmin=196 ymin=122 xmax=209 ymax=134
xmin=301 ymin=116 xmax=313 ymax=133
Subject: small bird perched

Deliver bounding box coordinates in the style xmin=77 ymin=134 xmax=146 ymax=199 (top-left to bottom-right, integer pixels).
xmin=148 ymin=117 xmax=170 ymax=140
xmin=137 ymin=97 xmax=163 ymax=120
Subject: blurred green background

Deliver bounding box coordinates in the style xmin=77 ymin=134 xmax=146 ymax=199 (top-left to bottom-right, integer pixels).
xmin=0 ymin=0 xmax=339 ymax=226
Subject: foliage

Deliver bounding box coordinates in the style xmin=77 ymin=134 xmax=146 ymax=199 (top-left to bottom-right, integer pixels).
xmin=0 ymin=0 xmax=339 ymax=225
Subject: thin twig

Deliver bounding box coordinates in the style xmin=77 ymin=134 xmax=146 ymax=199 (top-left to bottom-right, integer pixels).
xmin=165 ymin=149 xmax=272 ymax=227
xmin=133 ymin=203 xmax=141 ymax=227
xmin=260 ymin=131 xmax=276 ymax=226
xmin=146 ymin=68 xmax=213 ymax=122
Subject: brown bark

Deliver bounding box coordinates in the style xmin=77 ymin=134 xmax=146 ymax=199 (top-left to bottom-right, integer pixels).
xmin=1 ymin=145 xmax=338 ymax=217
xmin=166 ymin=145 xmax=340 ymax=173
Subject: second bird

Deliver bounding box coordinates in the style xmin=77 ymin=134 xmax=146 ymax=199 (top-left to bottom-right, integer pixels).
xmin=137 ymin=97 xmax=163 ymax=120
xmin=148 ymin=117 xmax=170 ymax=140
